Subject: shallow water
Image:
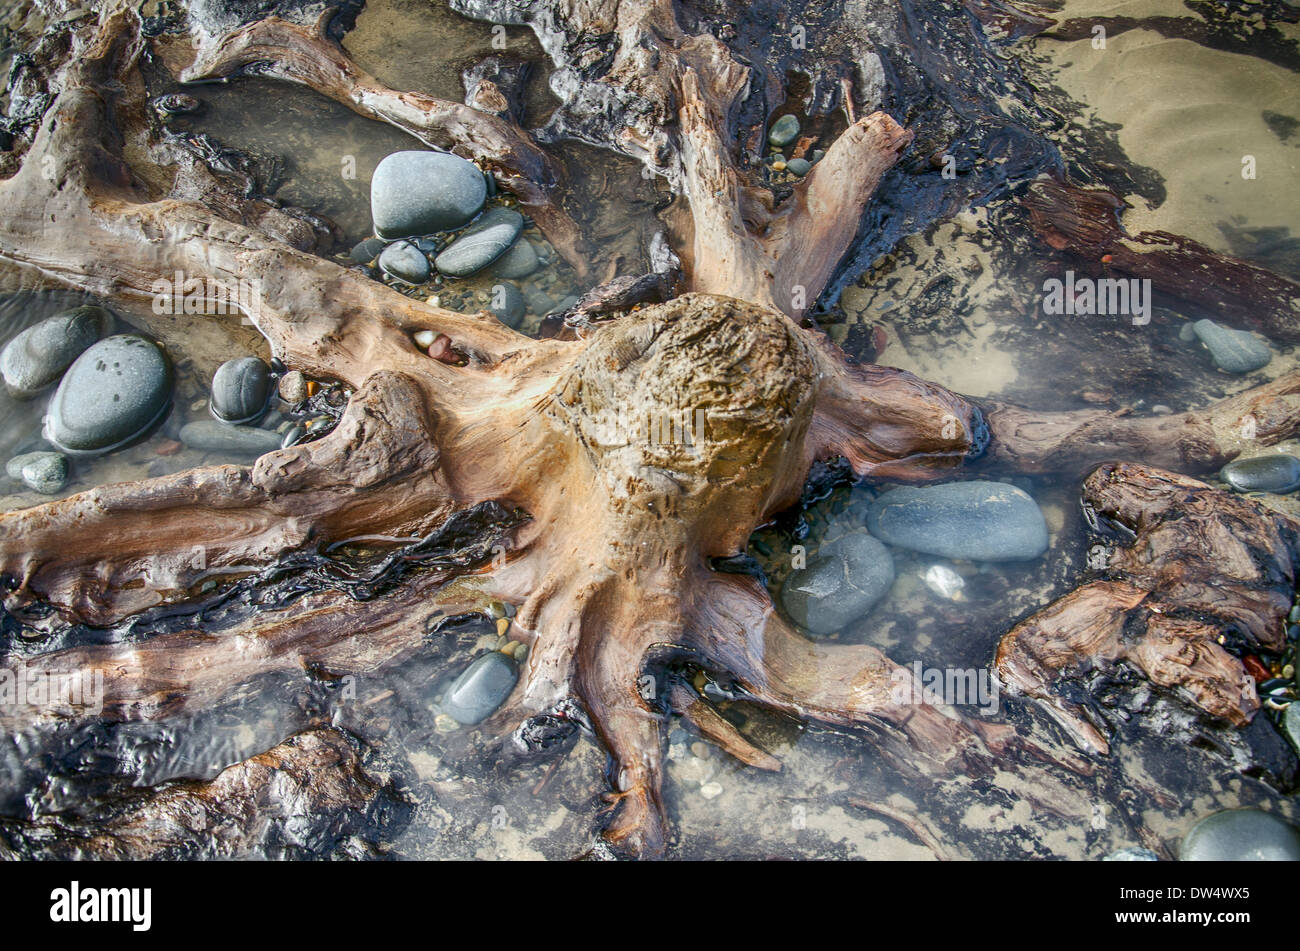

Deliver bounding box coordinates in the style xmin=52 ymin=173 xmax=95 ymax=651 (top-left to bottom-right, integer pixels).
xmin=1 ymin=0 xmax=1298 ymax=859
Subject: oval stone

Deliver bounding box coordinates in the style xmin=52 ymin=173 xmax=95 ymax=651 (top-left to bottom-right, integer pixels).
xmin=210 ymin=356 xmax=272 ymax=425
xmin=1 ymin=304 xmax=113 ymax=399
xmin=1192 ymin=319 xmax=1272 ymax=374
xmin=489 ymin=282 xmax=526 ymax=328
xmin=1181 ymin=809 xmax=1300 ymax=861
xmin=370 ymin=150 xmax=487 ymax=239
xmin=865 ymin=480 xmax=1049 ymax=562
xmin=378 ymin=240 xmax=431 ymax=285
xmin=781 ymin=532 xmax=895 ymax=635
xmin=1220 ymin=454 xmax=1300 ymax=495
xmin=45 ymin=334 xmax=173 ymax=455
xmin=6 ymin=450 xmax=68 ymax=494
xmin=442 ymin=651 xmax=518 ymax=725
xmin=769 ymin=114 xmax=800 ymax=148
xmin=435 ymin=208 xmax=524 ymax=277
xmin=490 ymin=238 xmax=539 ymax=279
xmin=180 ymin=419 xmax=282 ymax=456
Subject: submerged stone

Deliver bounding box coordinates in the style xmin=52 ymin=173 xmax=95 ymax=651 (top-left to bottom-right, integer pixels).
xmin=6 ymin=450 xmax=68 ymax=494
xmin=435 ymin=208 xmax=524 ymax=277
xmin=1219 ymin=454 xmax=1300 ymax=495
xmin=865 ymin=480 xmax=1048 ymax=562
xmin=370 ymin=150 xmax=486 ymax=239
xmin=45 ymin=334 xmax=173 ymax=455
xmin=1181 ymin=809 xmax=1300 ymax=861
xmin=780 ymin=532 xmax=895 ymax=635
xmin=769 ymin=114 xmax=800 ymax=148
xmin=210 ymin=356 xmax=272 ymax=425
xmin=1192 ymin=319 xmax=1272 ymax=374
xmin=180 ymin=419 xmax=282 ymax=455
xmin=490 ymin=237 xmax=539 ymax=279
xmin=349 ymin=236 xmax=387 ymax=264
xmin=489 ymin=282 xmax=526 ymax=328
xmin=1 ymin=304 xmax=113 ymax=398
xmin=442 ymin=651 xmax=518 ymax=725
xmin=786 ymin=157 xmax=812 ymax=176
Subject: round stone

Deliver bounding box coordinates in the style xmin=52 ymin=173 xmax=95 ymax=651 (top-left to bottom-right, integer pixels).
xmin=1192 ymin=319 xmax=1272 ymax=374
xmin=1220 ymin=454 xmax=1300 ymax=495
xmin=769 ymin=114 xmax=800 ymax=148
xmin=210 ymin=356 xmax=272 ymax=425
xmin=781 ymin=532 xmax=895 ymax=635
xmin=488 ymin=282 xmax=526 ymax=328
xmin=786 ymin=157 xmax=812 ymax=176
xmin=45 ymin=334 xmax=173 ymax=456
xmin=370 ymin=150 xmax=487 ymax=239
xmin=6 ymin=451 xmax=68 ymax=494
xmin=1181 ymin=809 xmax=1300 ymax=861
xmin=278 ymin=370 xmax=309 ymax=404
xmin=865 ymin=480 xmax=1049 ymax=562
xmin=179 ymin=419 xmax=282 ymax=456
xmin=490 ymin=237 xmax=539 ymax=279
xmin=442 ymin=651 xmax=518 ymax=725
xmin=1 ymin=304 xmax=113 ymax=399
xmin=378 ymin=240 xmax=431 ymax=285
xmin=434 ymin=208 xmax=524 ymax=277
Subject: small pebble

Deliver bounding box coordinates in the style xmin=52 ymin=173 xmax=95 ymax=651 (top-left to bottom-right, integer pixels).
xmin=277 ymin=370 xmax=308 ymax=404
xmin=699 ymin=782 xmax=724 ymax=800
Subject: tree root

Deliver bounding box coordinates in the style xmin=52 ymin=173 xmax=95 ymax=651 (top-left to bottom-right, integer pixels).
xmin=997 ymin=462 xmax=1300 ymax=754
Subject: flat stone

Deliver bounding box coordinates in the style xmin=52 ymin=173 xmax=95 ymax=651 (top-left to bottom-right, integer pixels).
xmin=6 ymin=451 xmax=68 ymax=494
xmin=769 ymin=114 xmax=800 ymax=148
xmin=378 ymin=241 xmax=431 ymax=285
xmin=210 ymin=356 xmax=272 ymax=425
xmin=1181 ymin=809 xmax=1300 ymax=861
xmin=1220 ymin=454 xmax=1300 ymax=494
xmin=442 ymin=651 xmax=518 ymax=725
xmin=780 ymin=532 xmax=895 ymax=635
xmin=1192 ymin=319 xmax=1272 ymax=373
xmin=865 ymin=480 xmax=1049 ymax=562
xmin=45 ymin=334 xmax=173 ymax=456
xmin=1 ymin=304 xmax=113 ymax=399
xmin=490 ymin=237 xmax=539 ymax=279
xmin=435 ymin=208 xmax=524 ymax=277
xmin=180 ymin=419 xmax=282 ymax=456
xmin=370 ymin=150 xmax=487 ymax=239
xmin=488 ymin=282 xmax=525 ymax=328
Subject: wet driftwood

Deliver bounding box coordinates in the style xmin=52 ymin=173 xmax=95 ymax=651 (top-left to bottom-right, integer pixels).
xmin=1 ymin=1 xmax=1299 ymax=856
xmin=998 ymin=462 xmax=1300 ymax=754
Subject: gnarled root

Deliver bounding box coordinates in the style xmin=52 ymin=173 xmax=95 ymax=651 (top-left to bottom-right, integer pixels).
xmin=0 ymin=728 xmax=402 ymax=860
xmin=181 ymin=13 xmax=592 ymax=278
xmin=0 ymin=372 xmax=452 ymax=627
xmin=996 ymin=462 xmax=1299 ymax=753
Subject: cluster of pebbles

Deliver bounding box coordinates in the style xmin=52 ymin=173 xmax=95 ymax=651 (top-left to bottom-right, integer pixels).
xmin=347 ymin=150 xmax=581 ymax=339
